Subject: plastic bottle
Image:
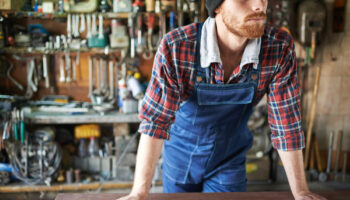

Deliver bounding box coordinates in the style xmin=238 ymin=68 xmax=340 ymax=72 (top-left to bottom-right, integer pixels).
xmin=88 ymin=137 xmax=99 ymax=157
xmin=78 ymin=138 xmax=87 ymax=157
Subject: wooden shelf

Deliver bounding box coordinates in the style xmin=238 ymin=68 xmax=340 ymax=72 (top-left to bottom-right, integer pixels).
xmin=0 ymin=10 xmax=131 ymax=19
xmin=1 ymin=47 xmax=127 ymax=55
xmin=24 ymin=111 xmax=140 ymax=124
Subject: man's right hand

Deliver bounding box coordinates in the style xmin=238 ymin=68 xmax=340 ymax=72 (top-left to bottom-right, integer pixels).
xmin=116 ymin=193 xmax=147 ymax=200
xmin=115 ymin=134 xmax=164 ymax=200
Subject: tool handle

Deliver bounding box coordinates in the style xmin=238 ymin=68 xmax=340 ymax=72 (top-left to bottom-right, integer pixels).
xmin=20 ymin=121 xmax=25 ymax=144
xmin=13 ymin=122 xmax=18 ymax=140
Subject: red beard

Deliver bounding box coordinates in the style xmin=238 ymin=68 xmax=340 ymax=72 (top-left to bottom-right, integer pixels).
xmin=222 ymin=12 xmax=266 ymax=39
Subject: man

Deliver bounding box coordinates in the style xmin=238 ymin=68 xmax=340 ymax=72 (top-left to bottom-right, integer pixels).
xmin=119 ymin=0 xmax=326 ymax=199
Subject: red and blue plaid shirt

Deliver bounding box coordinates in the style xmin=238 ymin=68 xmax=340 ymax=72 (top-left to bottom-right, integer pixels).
xmin=138 ymin=22 xmax=305 ymax=151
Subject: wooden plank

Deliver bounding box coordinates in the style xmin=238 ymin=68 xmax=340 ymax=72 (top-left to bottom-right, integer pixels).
xmin=0 ymin=182 xmax=133 ymax=193
xmin=55 ymin=191 xmax=350 ymax=200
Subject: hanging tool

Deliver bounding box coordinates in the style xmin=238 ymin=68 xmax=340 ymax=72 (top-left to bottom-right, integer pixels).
xmin=128 ymin=14 xmax=137 ymax=59
xmin=80 ymin=14 xmax=86 ymax=33
xmin=92 ymin=14 xmax=97 ymax=37
xmin=169 ymin=11 xmax=176 ymax=31
xmin=73 ymin=14 xmax=80 ymax=38
xmin=43 ymin=52 xmax=50 ymax=88
xmin=87 ymin=14 xmax=92 ymax=39
xmin=304 ymin=66 xmax=321 ymax=169
xmin=67 ymin=14 xmax=72 ymax=42
xmin=89 ymin=56 xmax=94 ymax=101
xmin=25 ymin=59 xmax=38 ymax=98
xmin=73 ymin=48 xmax=80 ymax=81
xmin=6 ymin=62 xmax=24 ymax=91
xmin=136 ymin=14 xmax=144 ymax=54
xmin=334 ymin=131 xmax=343 ymax=175
xmin=109 ymin=60 xmax=115 ymax=100
xmin=98 ymin=14 xmax=104 ymax=39
xmin=12 ymin=110 xmax=19 ymax=141
xmin=59 ymin=55 xmax=66 ymax=83
xmin=319 ymin=131 xmax=334 ymax=182
xmin=177 ymin=0 xmax=184 ymax=27
xmin=143 ymin=13 xmax=155 ymax=59
xmin=189 ymin=0 xmax=199 ymax=23
xmin=20 ymin=110 xmax=25 ymax=144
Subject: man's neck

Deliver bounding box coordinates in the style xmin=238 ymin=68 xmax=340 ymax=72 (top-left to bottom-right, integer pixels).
xmin=215 ymin=16 xmax=248 ymax=58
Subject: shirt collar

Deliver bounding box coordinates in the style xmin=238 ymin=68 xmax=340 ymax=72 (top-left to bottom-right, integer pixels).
xmin=200 ymin=17 xmax=261 ymax=69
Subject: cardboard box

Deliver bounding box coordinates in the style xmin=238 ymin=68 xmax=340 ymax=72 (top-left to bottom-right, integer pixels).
xmin=0 ymin=0 xmax=26 ymax=11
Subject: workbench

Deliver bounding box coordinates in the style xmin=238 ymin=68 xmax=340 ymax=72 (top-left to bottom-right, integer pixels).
xmin=55 ymin=191 xmax=350 ymax=200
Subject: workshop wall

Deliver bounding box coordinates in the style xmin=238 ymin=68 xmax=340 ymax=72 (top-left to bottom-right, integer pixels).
xmin=305 ymin=0 xmax=350 ymax=151
xmin=0 ymin=18 xmax=154 ymax=102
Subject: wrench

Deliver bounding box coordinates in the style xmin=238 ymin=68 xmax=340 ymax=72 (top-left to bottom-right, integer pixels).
xmin=80 ymin=14 xmax=85 ymax=33
xmin=136 ymin=14 xmax=143 ymax=54
xmin=98 ymin=14 xmax=104 ymax=39
xmin=42 ymin=54 xmax=50 ymax=88
xmin=92 ymin=14 xmax=97 ymax=36
xmin=7 ymin=62 xmax=24 ymax=91
xmin=86 ymin=14 xmax=92 ymax=39
xmin=67 ymin=14 xmax=72 ymax=42
xmin=59 ymin=55 xmax=65 ymax=83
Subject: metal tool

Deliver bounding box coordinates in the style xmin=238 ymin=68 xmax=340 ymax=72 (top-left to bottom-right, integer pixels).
xmin=128 ymin=14 xmax=137 ymax=59
xmin=73 ymin=50 xmax=80 ymax=81
xmin=89 ymin=56 xmax=94 ymax=100
xmin=26 ymin=59 xmax=38 ymax=98
xmin=80 ymin=14 xmax=85 ymax=33
xmin=319 ymin=131 xmax=334 ymax=182
xmin=87 ymin=14 xmax=92 ymax=39
xmin=109 ymin=60 xmax=114 ymax=100
xmin=169 ymin=11 xmax=176 ymax=31
xmin=73 ymin=14 xmax=80 ymax=38
xmin=6 ymin=62 xmax=24 ymax=91
xmin=143 ymin=13 xmax=155 ymax=59
xmin=67 ymin=14 xmax=72 ymax=42
xmin=136 ymin=14 xmax=143 ymax=54
xmin=92 ymin=14 xmax=97 ymax=37
xmin=98 ymin=14 xmax=104 ymax=39
xmin=334 ymin=131 xmax=343 ymax=174
xmin=43 ymin=53 xmax=50 ymax=88
xmin=59 ymin=55 xmax=66 ymax=83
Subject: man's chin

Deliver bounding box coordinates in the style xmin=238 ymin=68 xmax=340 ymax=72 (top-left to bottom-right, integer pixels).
xmin=242 ymin=25 xmax=265 ymax=39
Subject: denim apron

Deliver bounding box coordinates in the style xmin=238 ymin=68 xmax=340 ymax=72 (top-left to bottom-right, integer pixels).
xmin=162 ymin=22 xmax=261 ymax=192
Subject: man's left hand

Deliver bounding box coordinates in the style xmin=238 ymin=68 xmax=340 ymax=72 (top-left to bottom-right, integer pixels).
xmin=294 ymin=191 xmax=327 ymax=200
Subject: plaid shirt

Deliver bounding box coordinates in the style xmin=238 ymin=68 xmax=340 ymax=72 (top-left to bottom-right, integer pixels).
xmin=138 ymin=20 xmax=305 ymax=151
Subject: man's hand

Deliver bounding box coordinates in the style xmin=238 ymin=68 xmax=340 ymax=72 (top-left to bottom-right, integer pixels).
xmin=115 ymin=134 xmax=164 ymax=200
xmin=116 ymin=193 xmax=147 ymax=200
xmin=294 ymin=191 xmax=327 ymax=200
xmin=277 ymin=150 xmax=327 ymax=200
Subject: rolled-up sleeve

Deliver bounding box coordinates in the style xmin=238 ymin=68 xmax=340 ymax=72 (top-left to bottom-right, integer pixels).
xmin=138 ymin=37 xmax=181 ymax=140
xmin=267 ymin=36 xmax=305 ymax=151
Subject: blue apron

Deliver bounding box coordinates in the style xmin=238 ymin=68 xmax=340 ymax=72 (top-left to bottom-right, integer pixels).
xmin=162 ymin=22 xmax=261 ymax=193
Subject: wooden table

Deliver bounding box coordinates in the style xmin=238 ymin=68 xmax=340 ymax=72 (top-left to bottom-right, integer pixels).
xmin=55 ymin=191 xmax=350 ymax=200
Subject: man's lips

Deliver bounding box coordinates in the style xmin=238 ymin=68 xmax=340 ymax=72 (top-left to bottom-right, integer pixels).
xmin=247 ymin=17 xmax=266 ymax=21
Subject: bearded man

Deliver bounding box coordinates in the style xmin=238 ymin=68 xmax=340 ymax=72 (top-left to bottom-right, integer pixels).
xmin=118 ymin=0 xmax=326 ymax=199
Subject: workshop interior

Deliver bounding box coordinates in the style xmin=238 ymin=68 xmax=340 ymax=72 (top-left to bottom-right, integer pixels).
xmin=0 ymin=0 xmax=349 ymax=199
